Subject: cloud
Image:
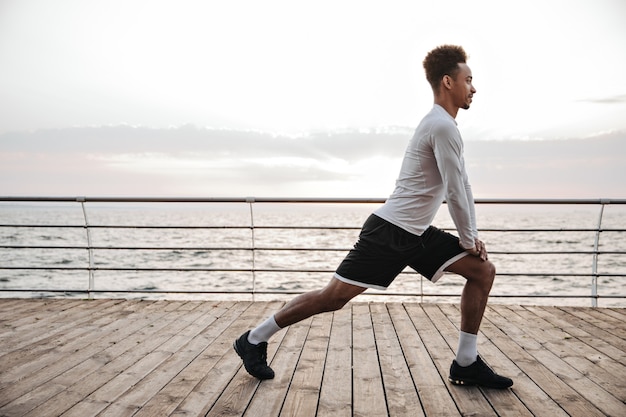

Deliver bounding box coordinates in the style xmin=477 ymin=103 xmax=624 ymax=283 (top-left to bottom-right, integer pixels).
xmin=578 ymin=94 xmax=626 ymax=104
xmin=0 ymin=125 xmax=407 ymax=197
xmin=0 ymin=125 xmax=409 ymax=162
xmin=1 ymin=126 xmax=625 ymax=198
xmin=464 ymin=130 xmax=626 ymax=198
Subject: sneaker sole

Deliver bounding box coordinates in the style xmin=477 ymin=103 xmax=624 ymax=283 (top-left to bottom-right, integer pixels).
xmin=449 ymin=376 xmax=471 ymax=386
xmin=449 ymin=376 xmax=512 ymax=389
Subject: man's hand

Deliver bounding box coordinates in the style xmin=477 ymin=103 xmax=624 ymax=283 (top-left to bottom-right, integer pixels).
xmin=462 ymin=239 xmax=488 ymax=261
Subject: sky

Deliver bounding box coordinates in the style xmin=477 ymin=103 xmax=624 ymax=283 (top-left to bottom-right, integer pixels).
xmin=1 ymin=0 xmax=625 ymax=198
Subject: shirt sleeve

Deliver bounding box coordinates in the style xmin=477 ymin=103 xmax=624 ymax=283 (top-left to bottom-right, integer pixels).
xmin=463 ymin=170 xmax=478 ymax=239
xmin=432 ymin=123 xmax=477 ymax=249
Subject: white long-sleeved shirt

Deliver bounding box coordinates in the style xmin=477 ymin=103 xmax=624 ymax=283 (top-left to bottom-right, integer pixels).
xmin=374 ymin=104 xmax=477 ymax=249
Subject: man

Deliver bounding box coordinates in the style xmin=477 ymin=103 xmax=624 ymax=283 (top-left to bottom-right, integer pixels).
xmin=234 ymin=45 xmax=513 ymax=389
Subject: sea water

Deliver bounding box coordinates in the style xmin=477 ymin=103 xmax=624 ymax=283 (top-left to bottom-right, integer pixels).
xmin=1 ymin=201 xmax=624 ymax=307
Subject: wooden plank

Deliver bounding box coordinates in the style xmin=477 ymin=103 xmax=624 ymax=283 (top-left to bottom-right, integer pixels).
xmin=1 ymin=299 xmax=625 ymax=417
xmin=42 ymin=301 xmax=203 ymax=417
xmin=169 ymin=301 xmax=286 ymax=417
xmin=0 ymin=299 xmax=121 ymax=364
xmin=523 ymin=305 xmax=626 ymax=401
xmin=17 ymin=301 xmax=206 ymax=417
xmin=527 ymin=305 xmax=626 ymax=363
xmin=509 ymin=305 xmax=626 ymax=410
xmin=240 ymin=321 xmax=310 ymax=416
xmin=559 ymin=307 xmax=626 ymax=363
xmin=316 ymin=306 xmax=352 ymax=417
xmin=0 ymin=299 xmax=143 ymax=369
xmin=562 ymin=306 xmax=626 ymax=339
xmin=437 ymin=305 xmax=522 ymax=416
xmin=500 ymin=305 xmax=626 ymax=416
xmin=370 ymin=302 xmax=424 ymax=417
xmin=62 ymin=351 xmax=174 ymax=417
xmin=0 ymin=300 xmax=150 ymax=407
xmin=0 ymin=298 xmax=27 ymax=315
xmin=3 ymin=300 xmax=162 ymax=395
xmin=0 ymin=298 xmax=65 ymax=332
xmin=0 ymin=299 xmax=78 ymax=326
xmin=605 ymin=307 xmax=626 ymax=321
xmin=278 ymin=313 xmax=332 ymax=417
xmin=407 ymin=303 xmax=497 ymax=416
xmin=486 ymin=305 xmax=608 ymax=417
xmin=441 ymin=303 xmax=569 ymax=417
xmin=423 ymin=304 xmax=532 ymax=417
xmin=351 ymin=302 xmax=387 ymax=417
xmin=387 ymin=303 xmax=460 ymax=417
xmin=96 ymin=301 xmax=239 ymax=417
xmin=128 ymin=300 xmax=247 ymax=417
xmin=0 ymin=299 xmax=120 ymax=352
xmin=206 ymin=313 xmax=312 ymax=417
xmin=238 ymin=316 xmax=313 ymax=417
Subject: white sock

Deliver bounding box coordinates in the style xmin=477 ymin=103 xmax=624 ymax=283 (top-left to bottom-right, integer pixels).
xmin=456 ymin=331 xmax=478 ymax=367
xmin=248 ymin=315 xmax=282 ymax=345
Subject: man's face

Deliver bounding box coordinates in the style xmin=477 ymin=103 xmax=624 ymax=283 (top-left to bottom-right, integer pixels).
xmin=452 ymin=63 xmax=476 ymax=110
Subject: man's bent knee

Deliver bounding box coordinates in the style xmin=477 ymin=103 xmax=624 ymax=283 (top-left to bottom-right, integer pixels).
xmin=470 ymin=260 xmax=496 ymax=284
xmin=447 ymin=256 xmax=496 ymax=283
xmin=482 ymin=261 xmax=496 ymax=280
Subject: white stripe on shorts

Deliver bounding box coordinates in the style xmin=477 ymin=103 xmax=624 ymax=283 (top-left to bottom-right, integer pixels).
xmin=334 ymin=250 xmax=470 ymax=289
xmin=431 ymin=251 xmax=469 ymax=283
xmin=333 ymin=273 xmax=388 ymax=291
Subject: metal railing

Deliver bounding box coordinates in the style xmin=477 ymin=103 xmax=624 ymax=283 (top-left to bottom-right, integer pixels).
xmin=1 ymin=197 xmax=625 ymax=306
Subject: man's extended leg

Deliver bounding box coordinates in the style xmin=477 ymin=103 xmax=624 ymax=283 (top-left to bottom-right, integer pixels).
xmin=234 ymin=277 xmax=365 ymax=379
xmin=274 ymin=276 xmax=366 ymax=327
xmin=444 ymin=255 xmax=513 ymax=388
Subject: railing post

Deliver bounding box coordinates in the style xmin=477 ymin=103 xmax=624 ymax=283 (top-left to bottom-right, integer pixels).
xmin=246 ymin=197 xmax=257 ymax=301
xmin=591 ymin=201 xmax=607 ymax=307
xmin=78 ymin=198 xmax=95 ymax=299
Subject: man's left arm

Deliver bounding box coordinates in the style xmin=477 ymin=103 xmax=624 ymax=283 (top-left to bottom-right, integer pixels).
xmin=462 ymin=172 xmax=488 ymax=260
xmin=432 ymin=125 xmax=476 ymax=250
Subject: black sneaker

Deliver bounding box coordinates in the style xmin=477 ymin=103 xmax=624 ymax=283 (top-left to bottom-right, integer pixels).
xmin=449 ymin=356 xmax=513 ymax=389
xmin=233 ymin=330 xmax=275 ymax=380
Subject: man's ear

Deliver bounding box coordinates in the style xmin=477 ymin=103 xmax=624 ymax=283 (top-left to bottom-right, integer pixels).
xmin=442 ymin=74 xmax=453 ymax=90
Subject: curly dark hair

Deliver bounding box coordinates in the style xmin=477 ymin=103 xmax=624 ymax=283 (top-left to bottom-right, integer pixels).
xmin=423 ymin=45 xmax=468 ymax=91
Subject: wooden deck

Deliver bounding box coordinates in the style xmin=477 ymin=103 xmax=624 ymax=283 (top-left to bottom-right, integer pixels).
xmin=0 ymin=299 xmax=624 ymax=417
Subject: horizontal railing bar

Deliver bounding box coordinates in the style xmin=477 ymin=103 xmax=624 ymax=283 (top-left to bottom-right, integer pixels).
xmin=490 ymin=251 xmax=626 ymax=255
xmin=2 ymin=196 xmax=626 ymax=204
xmin=0 ymin=245 xmax=255 ymax=250
xmin=1 ymin=266 xmax=624 ymax=277
xmin=0 ymin=288 xmax=623 ymax=299
xmin=0 ymin=196 xmax=387 ymax=203
xmin=0 ymin=224 xmax=258 ymax=229
xmin=1 ymin=224 xmax=625 ymax=233
xmin=2 ymin=245 xmax=625 ymax=256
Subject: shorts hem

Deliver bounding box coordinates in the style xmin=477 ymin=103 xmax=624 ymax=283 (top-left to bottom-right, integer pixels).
xmin=333 ymin=273 xmax=388 ymax=291
xmin=431 ymin=252 xmax=469 ymax=283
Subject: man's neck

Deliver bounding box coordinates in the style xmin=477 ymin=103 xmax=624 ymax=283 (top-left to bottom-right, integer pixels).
xmin=434 ymin=97 xmax=459 ymax=119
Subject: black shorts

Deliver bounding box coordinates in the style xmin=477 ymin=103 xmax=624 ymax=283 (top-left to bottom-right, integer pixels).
xmin=334 ymin=214 xmax=468 ymax=290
